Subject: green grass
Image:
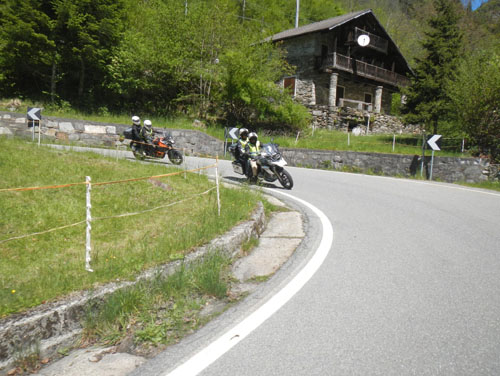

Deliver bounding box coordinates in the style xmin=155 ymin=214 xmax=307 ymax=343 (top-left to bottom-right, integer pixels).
xmin=0 ymin=137 xmax=259 ymax=317
xmin=460 ymin=180 xmax=500 ymax=192
xmin=83 ymin=251 xmax=231 ymax=346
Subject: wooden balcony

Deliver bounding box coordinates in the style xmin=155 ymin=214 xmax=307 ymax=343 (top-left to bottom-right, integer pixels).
xmin=320 ymin=52 xmax=410 ymax=87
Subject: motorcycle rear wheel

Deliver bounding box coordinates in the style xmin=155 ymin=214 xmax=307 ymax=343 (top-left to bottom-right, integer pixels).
xmin=278 ymin=169 xmax=293 ymax=190
xmin=168 ymin=149 xmax=183 ymax=165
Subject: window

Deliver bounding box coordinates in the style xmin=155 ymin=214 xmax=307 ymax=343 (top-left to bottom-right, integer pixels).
xmin=284 ymin=77 xmax=296 ymax=96
xmin=364 ymin=93 xmax=372 ymax=104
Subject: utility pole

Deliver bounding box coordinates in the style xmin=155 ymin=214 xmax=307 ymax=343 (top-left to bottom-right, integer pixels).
xmin=295 ymin=0 xmax=300 ymax=28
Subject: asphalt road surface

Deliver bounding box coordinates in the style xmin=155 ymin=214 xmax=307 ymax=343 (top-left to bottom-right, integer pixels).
xmin=98 ymin=151 xmax=500 ymax=375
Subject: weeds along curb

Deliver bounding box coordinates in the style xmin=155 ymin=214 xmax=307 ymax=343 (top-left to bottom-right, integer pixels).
xmin=0 ymin=202 xmax=267 ymax=374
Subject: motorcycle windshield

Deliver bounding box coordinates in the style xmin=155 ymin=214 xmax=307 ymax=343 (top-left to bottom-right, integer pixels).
xmin=262 ymin=143 xmax=278 ymax=157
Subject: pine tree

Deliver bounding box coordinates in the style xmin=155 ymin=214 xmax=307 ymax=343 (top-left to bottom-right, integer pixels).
xmin=402 ymin=0 xmax=463 ymax=134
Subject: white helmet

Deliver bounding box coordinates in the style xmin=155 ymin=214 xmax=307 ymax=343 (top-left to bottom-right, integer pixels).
xmin=143 ymin=119 xmax=152 ymax=132
xmin=239 ymin=128 xmax=249 ymax=137
xmin=132 ymin=115 xmax=140 ymax=125
xmin=248 ymin=132 xmax=258 ymax=142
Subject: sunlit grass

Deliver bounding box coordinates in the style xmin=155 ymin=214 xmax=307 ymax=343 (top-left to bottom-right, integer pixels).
xmin=0 ymin=137 xmax=259 ymax=317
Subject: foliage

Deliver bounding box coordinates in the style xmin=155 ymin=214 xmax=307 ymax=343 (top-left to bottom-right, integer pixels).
xmin=0 ymin=0 xmax=126 ymax=108
xmin=447 ymin=48 xmax=500 ymax=162
xmin=402 ymin=0 xmax=463 ymax=134
xmin=221 ymin=46 xmax=310 ymax=132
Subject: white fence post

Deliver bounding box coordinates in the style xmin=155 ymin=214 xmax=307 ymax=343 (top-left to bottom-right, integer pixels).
xmin=85 ymin=176 xmax=94 ymax=272
xmin=215 ymin=156 xmax=221 ymax=216
xmin=392 ymin=134 xmax=396 ymax=152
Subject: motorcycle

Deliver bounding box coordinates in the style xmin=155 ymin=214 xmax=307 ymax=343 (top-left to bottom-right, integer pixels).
xmin=230 ymin=141 xmax=293 ymax=190
xmin=123 ymin=128 xmax=183 ymax=165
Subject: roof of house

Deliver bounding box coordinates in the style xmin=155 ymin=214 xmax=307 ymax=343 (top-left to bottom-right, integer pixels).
xmin=267 ymin=10 xmax=371 ymax=42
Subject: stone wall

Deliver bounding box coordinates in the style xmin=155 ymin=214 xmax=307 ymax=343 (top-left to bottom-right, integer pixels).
xmin=0 ymin=112 xmax=225 ymax=157
xmin=281 ymin=147 xmax=490 ymax=183
xmin=307 ymin=105 xmax=421 ymax=134
xmin=0 ymin=111 xmax=491 ymax=183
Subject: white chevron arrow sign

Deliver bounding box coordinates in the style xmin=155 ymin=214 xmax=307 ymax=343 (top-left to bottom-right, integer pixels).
xmin=427 ymin=134 xmax=442 ymax=151
xmin=27 ymin=107 xmax=41 ymax=121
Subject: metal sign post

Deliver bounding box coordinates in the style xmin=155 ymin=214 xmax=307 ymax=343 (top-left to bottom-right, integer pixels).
xmin=27 ymin=107 xmax=42 ymax=145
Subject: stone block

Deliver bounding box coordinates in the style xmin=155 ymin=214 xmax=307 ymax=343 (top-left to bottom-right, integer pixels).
xmin=84 ymin=125 xmax=106 ymax=134
xmin=46 ymin=120 xmax=58 ymax=128
xmin=0 ymin=127 xmax=13 ymax=135
xmin=69 ymin=133 xmax=80 ymax=141
xmin=59 ymin=122 xmax=74 ymax=133
xmin=2 ymin=114 xmax=11 ymax=119
xmin=45 ymin=129 xmax=57 ymax=137
xmin=56 ymin=132 xmax=69 ymax=141
xmin=105 ymin=126 xmax=116 ymax=134
xmin=15 ymin=117 xmax=25 ymax=123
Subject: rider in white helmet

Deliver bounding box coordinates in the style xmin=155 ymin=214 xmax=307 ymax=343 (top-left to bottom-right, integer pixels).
xmin=131 ymin=115 xmax=141 ymax=141
xmin=142 ymin=119 xmax=153 ymax=142
xmin=245 ymin=132 xmax=261 ymax=179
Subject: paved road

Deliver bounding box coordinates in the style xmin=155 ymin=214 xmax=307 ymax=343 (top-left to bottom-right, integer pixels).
xmin=65 ymin=149 xmax=500 ymax=375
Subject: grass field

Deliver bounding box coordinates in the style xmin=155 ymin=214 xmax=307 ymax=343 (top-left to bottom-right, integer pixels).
xmin=0 ymin=137 xmax=260 ymax=317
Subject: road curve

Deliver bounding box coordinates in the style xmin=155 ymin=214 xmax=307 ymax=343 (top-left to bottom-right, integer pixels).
xmin=133 ymin=158 xmax=500 ymax=376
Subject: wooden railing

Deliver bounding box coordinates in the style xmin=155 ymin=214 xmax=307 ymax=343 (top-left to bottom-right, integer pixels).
xmin=321 ymin=53 xmax=410 ymax=87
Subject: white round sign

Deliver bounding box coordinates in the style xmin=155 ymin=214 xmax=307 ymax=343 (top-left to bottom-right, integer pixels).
xmin=357 ymin=34 xmax=370 ymax=47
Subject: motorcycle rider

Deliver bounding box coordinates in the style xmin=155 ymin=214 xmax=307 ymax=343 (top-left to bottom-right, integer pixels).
xmin=235 ymin=128 xmax=249 ymax=174
xmin=142 ymin=119 xmax=155 ymax=154
xmin=245 ymin=132 xmax=261 ymax=180
xmin=130 ymin=116 xmax=142 ymax=151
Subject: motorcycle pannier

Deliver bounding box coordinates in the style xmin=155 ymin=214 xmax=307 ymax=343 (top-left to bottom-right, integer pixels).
xmin=123 ymin=127 xmax=133 ymax=139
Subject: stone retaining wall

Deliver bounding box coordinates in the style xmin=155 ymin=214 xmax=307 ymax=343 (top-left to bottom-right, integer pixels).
xmin=0 ymin=111 xmax=492 ymax=183
xmin=281 ymin=148 xmax=490 ymax=183
xmin=0 ymin=202 xmax=267 ymax=374
xmin=0 ymin=112 xmax=225 ymax=157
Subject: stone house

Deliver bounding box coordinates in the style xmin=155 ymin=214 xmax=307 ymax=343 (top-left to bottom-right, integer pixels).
xmin=268 ymin=9 xmax=413 ymax=117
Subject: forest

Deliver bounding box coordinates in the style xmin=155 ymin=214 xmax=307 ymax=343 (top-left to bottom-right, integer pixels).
xmin=0 ymin=0 xmax=499 ymax=160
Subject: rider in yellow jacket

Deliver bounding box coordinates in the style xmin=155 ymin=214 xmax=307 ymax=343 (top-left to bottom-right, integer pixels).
xmin=245 ymin=132 xmax=261 ymax=179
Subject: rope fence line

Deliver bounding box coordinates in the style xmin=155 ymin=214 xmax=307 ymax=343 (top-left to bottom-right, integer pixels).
xmin=0 ymin=187 xmax=216 ymax=245
xmin=1 ymin=155 xmax=222 ymax=272
xmin=0 ymin=163 xmax=217 ymax=193
xmin=0 ymin=220 xmax=86 ymax=244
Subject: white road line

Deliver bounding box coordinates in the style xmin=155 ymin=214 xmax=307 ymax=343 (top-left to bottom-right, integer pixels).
xmin=165 ymin=190 xmax=334 ymax=376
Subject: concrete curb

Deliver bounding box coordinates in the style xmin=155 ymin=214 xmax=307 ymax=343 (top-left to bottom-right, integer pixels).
xmin=0 ymin=203 xmax=267 ymax=374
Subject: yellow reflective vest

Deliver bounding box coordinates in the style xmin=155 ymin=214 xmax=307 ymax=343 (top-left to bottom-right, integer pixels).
xmin=247 ymin=141 xmax=261 ymax=156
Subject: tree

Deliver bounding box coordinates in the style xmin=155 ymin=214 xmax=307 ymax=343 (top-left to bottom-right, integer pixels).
xmin=220 ymin=44 xmax=310 ymax=132
xmin=53 ymin=0 xmax=126 ymax=107
xmin=402 ymin=0 xmax=463 ymax=134
xmin=447 ymin=48 xmax=500 ymax=162
xmin=0 ymin=0 xmax=57 ymax=100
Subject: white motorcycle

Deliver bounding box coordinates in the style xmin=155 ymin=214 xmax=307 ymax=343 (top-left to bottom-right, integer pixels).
xmin=231 ymin=142 xmax=293 ymax=190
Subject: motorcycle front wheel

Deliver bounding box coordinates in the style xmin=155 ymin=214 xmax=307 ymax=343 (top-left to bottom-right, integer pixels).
xmin=168 ymin=149 xmax=183 ymax=165
xmin=278 ymin=169 xmax=293 ymax=190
